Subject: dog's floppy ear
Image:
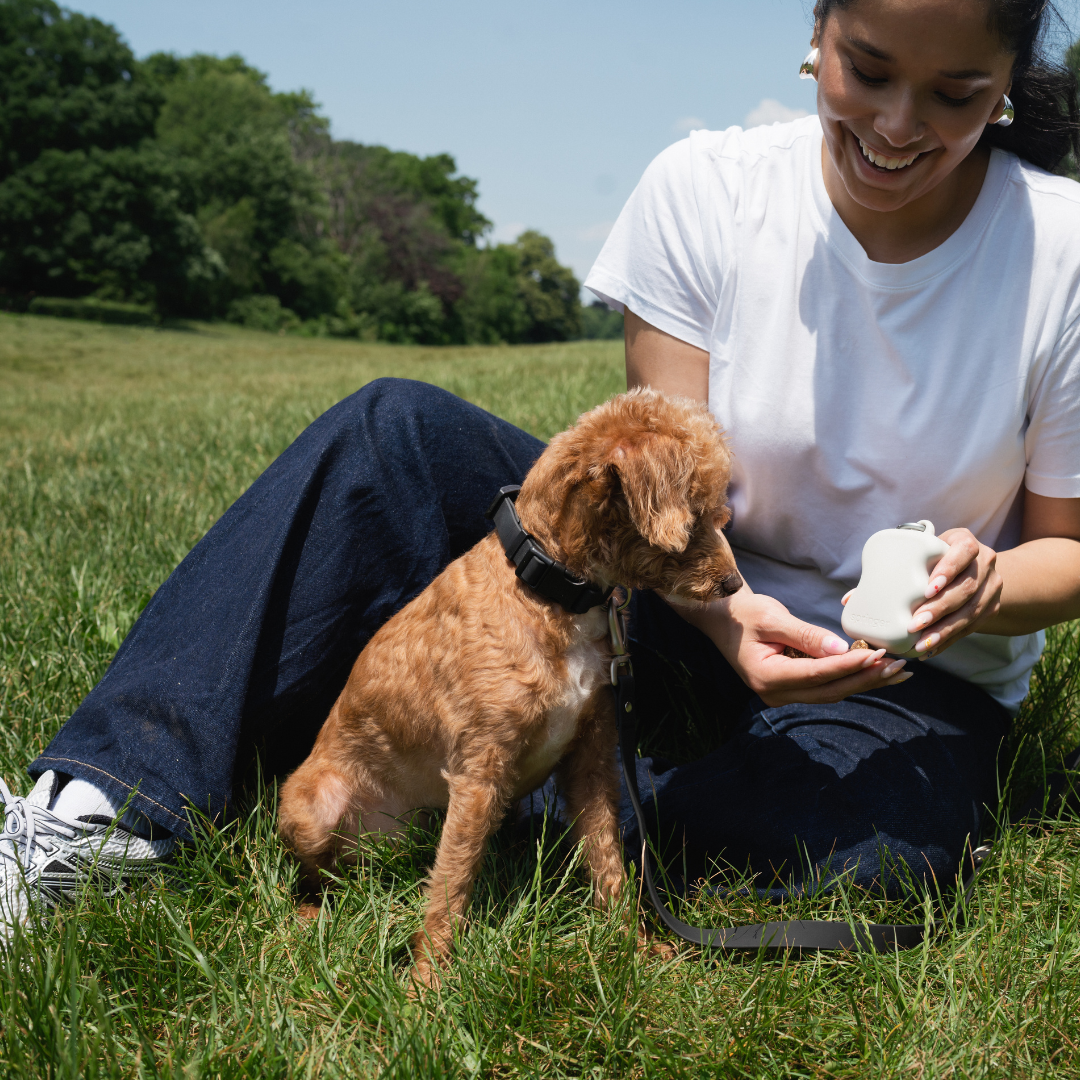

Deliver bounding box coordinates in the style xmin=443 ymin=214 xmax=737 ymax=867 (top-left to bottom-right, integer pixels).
xmin=609 ymin=435 xmax=694 ymax=552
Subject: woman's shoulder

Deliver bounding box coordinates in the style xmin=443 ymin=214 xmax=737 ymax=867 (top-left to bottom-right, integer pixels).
xmin=643 ymin=115 xmax=820 ymax=180
xmin=998 ymin=150 xmax=1080 ymax=224
xmin=990 ymin=154 xmax=1080 ymax=334
xmin=688 ymin=114 xmax=821 ymax=163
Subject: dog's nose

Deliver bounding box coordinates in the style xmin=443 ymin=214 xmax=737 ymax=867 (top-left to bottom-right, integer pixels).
xmin=718 ymin=571 xmax=743 ymax=597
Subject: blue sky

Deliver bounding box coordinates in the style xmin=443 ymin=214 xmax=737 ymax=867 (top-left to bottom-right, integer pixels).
xmin=76 ymin=0 xmax=1078 ymax=287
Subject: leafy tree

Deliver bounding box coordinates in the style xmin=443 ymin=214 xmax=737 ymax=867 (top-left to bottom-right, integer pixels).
xmin=512 ymin=230 xmax=581 ymax=342
xmin=267 ymin=238 xmax=348 ymax=319
xmin=0 ymin=0 xmax=159 ymax=180
xmin=0 ymin=1 xmax=216 ymax=309
xmin=453 ymin=233 xmax=582 ymax=345
xmin=144 ymin=52 xmax=327 ymax=314
xmin=367 ymin=149 xmax=490 ymax=245
xmin=455 ymin=243 xmax=531 ymax=345
xmin=0 ymin=143 xmax=218 ymax=307
xmin=302 ymin=138 xmax=471 ymax=334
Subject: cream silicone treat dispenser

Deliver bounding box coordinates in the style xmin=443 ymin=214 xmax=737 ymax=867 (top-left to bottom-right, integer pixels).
xmin=841 ymin=521 xmax=950 ymax=658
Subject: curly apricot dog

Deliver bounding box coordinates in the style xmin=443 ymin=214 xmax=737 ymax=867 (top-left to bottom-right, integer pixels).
xmin=278 ymin=388 xmax=741 ymax=984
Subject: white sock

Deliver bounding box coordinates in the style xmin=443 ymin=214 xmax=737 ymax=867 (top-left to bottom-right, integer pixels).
xmin=50 ymin=778 xmax=158 ymax=834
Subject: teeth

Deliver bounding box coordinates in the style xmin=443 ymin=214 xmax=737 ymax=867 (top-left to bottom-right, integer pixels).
xmin=858 ymin=137 xmax=918 ymax=170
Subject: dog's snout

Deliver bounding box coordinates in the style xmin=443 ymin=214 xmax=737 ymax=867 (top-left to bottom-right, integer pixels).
xmin=718 ymin=571 xmax=743 ymax=597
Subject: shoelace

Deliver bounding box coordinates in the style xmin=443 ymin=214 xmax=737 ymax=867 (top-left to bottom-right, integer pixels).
xmin=0 ymin=779 xmax=81 ymax=873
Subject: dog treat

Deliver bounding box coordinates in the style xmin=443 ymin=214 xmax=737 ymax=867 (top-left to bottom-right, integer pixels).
xmin=278 ymin=388 xmax=743 ymax=987
xmin=783 ymin=639 xmax=868 ymax=659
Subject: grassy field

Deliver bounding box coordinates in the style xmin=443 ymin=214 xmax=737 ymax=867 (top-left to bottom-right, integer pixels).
xmin=1 ymin=312 xmax=1080 ymax=1078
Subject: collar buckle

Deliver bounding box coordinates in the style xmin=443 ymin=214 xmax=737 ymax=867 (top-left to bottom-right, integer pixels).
xmin=485 ymin=486 xmax=616 ymax=615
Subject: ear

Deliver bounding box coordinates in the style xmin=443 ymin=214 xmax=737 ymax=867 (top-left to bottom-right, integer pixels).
xmin=610 ymin=436 xmax=695 ymax=552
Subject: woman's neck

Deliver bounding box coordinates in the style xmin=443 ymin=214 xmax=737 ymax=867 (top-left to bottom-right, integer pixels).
xmin=821 ymin=140 xmax=991 ymax=264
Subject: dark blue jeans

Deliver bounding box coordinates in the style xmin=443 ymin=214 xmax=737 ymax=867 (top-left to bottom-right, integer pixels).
xmin=32 ymin=379 xmax=1009 ymax=894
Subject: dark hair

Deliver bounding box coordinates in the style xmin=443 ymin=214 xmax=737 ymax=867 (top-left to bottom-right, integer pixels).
xmin=813 ymin=0 xmax=1080 ymax=173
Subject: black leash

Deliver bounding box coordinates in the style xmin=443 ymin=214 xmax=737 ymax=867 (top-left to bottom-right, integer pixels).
xmin=610 ymin=601 xmax=994 ymax=953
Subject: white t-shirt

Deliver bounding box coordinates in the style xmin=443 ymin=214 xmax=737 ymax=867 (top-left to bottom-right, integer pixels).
xmin=585 ymin=116 xmax=1080 ymax=713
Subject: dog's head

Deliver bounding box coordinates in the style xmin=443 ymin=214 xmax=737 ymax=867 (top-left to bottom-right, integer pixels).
xmin=518 ymin=388 xmax=742 ymax=604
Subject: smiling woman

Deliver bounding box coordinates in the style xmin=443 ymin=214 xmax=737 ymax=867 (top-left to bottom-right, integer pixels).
xmin=584 ymin=0 xmax=1080 ymax=898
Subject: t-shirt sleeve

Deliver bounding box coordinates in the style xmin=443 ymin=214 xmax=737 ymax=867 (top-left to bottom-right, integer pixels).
xmin=584 ymin=137 xmax=717 ymax=352
xmin=1025 ymin=308 xmax=1080 ymax=498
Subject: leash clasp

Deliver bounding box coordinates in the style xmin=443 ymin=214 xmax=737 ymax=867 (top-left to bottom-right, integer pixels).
xmin=608 ymin=587 xmax=633 ymax=685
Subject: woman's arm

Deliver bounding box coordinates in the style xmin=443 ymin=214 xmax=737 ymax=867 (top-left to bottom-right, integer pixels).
xmin=625 ymin=309 xmax=710 ymax=404
xmin=997 ymin=494 xmax=1080 ymax=631
xmin=625 ymin=309 xmax=910 ymax=705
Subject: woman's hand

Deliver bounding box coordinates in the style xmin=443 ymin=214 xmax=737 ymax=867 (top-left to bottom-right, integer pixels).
xmin=896 ymin=528 xmax=1002 ymax=658
xmin=676 ymin=589 xmax=910 ymax=707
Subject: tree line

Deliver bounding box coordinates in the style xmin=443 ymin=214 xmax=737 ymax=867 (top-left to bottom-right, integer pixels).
xmin=0 ymin=0 xmax=622 ymax=343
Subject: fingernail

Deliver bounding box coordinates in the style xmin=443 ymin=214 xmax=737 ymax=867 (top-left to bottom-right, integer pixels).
xmin=907 ymin=610 xmax=934 ymax=633
xmin=886 ymin=671 xmax=914 ymax=686
xmin=823 ymin=636 xmax=848 ymax=654
xmin=882 ymin=659 xmax=908 ymax=678
xmin=861 ymin=648 xmax=887 ymax=669
xmin=916 ymin=633 xmax=940 ymax=654
xmin=925 ymin=576 xmax=947 ymax=598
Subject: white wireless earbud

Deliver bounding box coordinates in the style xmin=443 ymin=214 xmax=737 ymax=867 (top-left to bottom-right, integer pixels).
xmin=841 ymin=521 xmax=950 ymax=657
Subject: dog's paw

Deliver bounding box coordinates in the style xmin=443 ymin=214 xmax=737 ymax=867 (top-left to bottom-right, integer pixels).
xmin=407 ymin=958 xmax=443 ymax=994
xmin=637 ymin=921 xmax=677 ymax=961
xmin=645 ymin=937 xmax=677 ymax=961
xmin=408 ymin=928 xmax=452 ymax=993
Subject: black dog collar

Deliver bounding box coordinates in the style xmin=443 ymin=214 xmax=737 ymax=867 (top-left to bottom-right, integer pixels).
xmin=485 ymin=486 xmax=614 ymax=615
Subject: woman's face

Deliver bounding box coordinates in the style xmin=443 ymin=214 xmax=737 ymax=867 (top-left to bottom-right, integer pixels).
xmin=816 ymin=0 xmax=1015 ymax=213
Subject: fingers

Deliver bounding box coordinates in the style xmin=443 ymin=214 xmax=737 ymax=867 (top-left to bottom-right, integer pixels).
xmin=925 ymin=529 xmax=981 ymax=599
xmin=767 ymin=609 xmax=852 ymax=659
xmin=754 ymin=643 xmax=901 ymax=700
xmin=908 ymin=572 xmax=977 ymax=638
xmin=912 ymin=593 xmax=987 ymax=658
xmin=757 ymin=653 xmax=912 ymax=706
xmin=907 ymin=538 xmax=1002 ymax=657
xmin=911 ymin=585 xmax=1000 ymax=658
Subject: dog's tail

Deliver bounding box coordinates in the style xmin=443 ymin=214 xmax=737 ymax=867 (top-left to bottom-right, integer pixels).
xmin=278 ymin=756 xmax=357 ymax=884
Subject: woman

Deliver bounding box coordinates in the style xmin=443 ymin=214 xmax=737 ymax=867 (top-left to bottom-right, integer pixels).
xmin=3 ymin=0 xmax=1079 ymax=926
xmin=577 ymin=0 xmax=1080 ymax=890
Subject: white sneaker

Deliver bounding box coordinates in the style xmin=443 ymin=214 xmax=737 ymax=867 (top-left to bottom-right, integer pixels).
xmin=0 ymin=771 xmax=174 ymax=936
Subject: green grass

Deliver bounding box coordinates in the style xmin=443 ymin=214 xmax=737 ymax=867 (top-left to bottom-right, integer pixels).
xmin=2 ymin=312 xmax=1080 ymax=1078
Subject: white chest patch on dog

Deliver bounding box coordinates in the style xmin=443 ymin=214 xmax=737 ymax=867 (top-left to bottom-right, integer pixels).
xmin=514 ymin=611 xmax=609 ymax=796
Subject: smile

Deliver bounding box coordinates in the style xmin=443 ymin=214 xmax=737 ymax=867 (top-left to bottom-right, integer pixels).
xmin=857 ymin=137 xmax=921 ymax=171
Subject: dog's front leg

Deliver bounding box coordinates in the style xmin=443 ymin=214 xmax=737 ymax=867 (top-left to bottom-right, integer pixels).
xmin=558 ymin=688 xmax=625 ymax=908
xmin=411 ymin=771 xmax=507 ymax=987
